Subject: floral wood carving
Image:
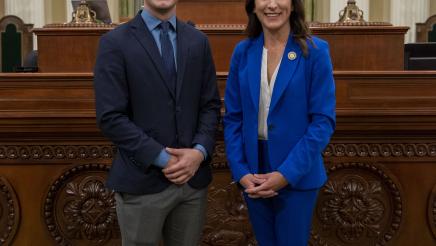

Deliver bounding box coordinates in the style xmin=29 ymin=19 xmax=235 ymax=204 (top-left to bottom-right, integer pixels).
xmin=202 ymin=182 xmax=256 ymax=246
xmin=0 ymin=177 xmax=20 ymax=245
xmin=311 ymin=163 xmax=403 ymax=246
xmin=324 ymin=143 xmax=436 ymax=158
xmin=44 ymin=164 xmax=120 ymax=246
xmin=429 ymin=184 xmax=436 ymax=239
xmin=1 ymin=143 xmax=435 ymax=161
xmin=0 ymin=145 xmax=116 ymax=160
xmin=211 ymin=141 xmax=228 ymax=169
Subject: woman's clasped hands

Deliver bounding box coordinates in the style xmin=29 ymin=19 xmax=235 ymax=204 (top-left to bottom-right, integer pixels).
xmin=240 ymin=171 xmax=288 ymax=198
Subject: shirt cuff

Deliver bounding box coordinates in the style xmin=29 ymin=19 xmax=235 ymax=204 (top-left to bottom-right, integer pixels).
xmin=194 ymin=144 xmax=208 ymax=161
xmin=153 ymin=149 xmax=170 ymax=168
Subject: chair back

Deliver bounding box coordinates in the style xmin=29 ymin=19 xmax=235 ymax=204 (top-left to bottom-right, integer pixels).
xmin=0 ymin=15 xmax=33 ymax=72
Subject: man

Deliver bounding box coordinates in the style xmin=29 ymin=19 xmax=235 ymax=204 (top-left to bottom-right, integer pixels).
xmin=93 ymin=0 xmax=221 ymax=244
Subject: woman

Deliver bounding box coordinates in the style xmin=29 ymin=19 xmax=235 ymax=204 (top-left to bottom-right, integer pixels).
xmin=223 ymin=0 xmax=336 ymax=245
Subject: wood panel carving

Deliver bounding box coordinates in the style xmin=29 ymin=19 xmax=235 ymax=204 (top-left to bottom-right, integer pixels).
xmin=1 ymin=142 xmax=435 ymax=162
xmin=0 ymin=72 xmax=435 ymax=245
xmin=429 ymin=184 xmax=436 ymax=239
xmin=312 ymin=163 xmax=403 ymax=246
xmin=204 ymin=134 xmax=257 ymax=245
xmin=211 ymin=143 xmax=227 ymax=170
xmin=0 ymin=176 xmax=19 ymax=245
xmin=202 ymin=181 xmax=256 ymax=246
xmin=324 ymin=143 xmax=436 ymax=158
xmin=44 ymin=164 xmax=120 ymax=245
xmin=0 ymin=145 xmax=115 ymax=160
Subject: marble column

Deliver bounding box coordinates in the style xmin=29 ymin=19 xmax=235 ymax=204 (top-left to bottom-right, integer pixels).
xmin=107 ymin=0 xmax=119 ymax=23
xmin=313 ymin=0 xmax=330 ymax=23
xmin=391 ymin=0 xmax=429 ymax=43
xmin=432 ymin=1 xmax=436 ymax=16
xmin=0 ymin=0 xmax=5 ymax=17
xmin=304 ymin=0 xmax=314 ymax=21
xmin=330 ymin=0 xmax=369 ymax=22
xmin=134 ymin=0 xmax=143 ymax=12
xmin=369 ymin=0 xmax=390 ymax=23
xmin=120 ymin=0 xmax=135 ymax=19
xmin=66 ymin=0 xmax=74 ymax=23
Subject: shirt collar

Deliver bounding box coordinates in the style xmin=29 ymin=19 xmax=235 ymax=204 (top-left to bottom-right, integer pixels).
xmin=141 ymin=9 xmax=177 ymax=32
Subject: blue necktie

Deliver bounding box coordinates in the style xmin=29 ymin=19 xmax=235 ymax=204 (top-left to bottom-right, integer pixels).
xmin=159 ymin=21 xmax=176 ymax=93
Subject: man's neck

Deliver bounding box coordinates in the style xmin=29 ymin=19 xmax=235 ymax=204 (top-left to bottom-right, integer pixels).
xmin=143 ymin=6 xmax=176 ymax=21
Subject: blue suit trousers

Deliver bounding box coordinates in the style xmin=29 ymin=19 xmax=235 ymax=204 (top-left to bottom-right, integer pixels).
xmin=244 ymin=141 xmax=319 ymax=246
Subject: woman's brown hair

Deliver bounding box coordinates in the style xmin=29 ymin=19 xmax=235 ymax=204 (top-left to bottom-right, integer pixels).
xmin=245 ymin=0 xmax=311 ymax=56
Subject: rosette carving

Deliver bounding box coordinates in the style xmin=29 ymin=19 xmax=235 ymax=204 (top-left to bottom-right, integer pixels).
xmin=0 ymin=177 xmax=20 ymax=245
xmin=312 ymin=163 xmax=403 ymax=245
xmin=429 ymin=184 xmax=436 ymax=239
xmin=44 ymin=164 xmax=120 ymax=245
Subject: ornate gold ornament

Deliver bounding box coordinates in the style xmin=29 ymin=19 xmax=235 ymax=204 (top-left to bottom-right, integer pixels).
xmin=338 ymin=0 xmax=366 ymax=23
xmin=70 ymin=0 xmax=98 ymax=24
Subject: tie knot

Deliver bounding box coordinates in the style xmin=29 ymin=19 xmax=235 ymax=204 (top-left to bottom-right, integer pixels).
xmin=160 ymin=21 xmax=170 ymax=34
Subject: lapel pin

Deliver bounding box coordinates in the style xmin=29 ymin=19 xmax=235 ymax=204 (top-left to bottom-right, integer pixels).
xmin=288 ymin=51 xmax=297 ymax=61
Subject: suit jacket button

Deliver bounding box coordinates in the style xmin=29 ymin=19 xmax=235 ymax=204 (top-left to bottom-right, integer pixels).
xmin=176 ymin=106 xmax=181 ymax=113
xmin=268 ymin=124 xmax=274 ymax=130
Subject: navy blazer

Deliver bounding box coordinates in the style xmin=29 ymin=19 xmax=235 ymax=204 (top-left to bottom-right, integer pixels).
xmin=224 ymin=34 xmax=336 ymax=190
xmin=94 ymin=13 xmax=221 ymax=194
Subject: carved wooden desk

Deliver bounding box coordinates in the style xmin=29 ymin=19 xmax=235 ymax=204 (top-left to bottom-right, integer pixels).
xmin=0 ymin=72 xmax=435 ymax=245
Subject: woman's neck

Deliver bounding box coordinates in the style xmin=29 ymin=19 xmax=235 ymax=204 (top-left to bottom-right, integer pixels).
xmin=263 ymin=27 xmax=290 ymax=50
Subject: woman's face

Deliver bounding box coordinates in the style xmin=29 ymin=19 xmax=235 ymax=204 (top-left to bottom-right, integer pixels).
xmin=254 ymin=0 xmax=292 ymax=33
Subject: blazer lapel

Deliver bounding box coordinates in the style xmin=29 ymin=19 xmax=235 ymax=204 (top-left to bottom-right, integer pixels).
xmin=129 ymin=13 xmax=176 ymax=99
xmin=247 ymin=36 xmax=264 ymax=115
xmin=269 ymin=36 xmax=302 ymax=112
xmin=175 ymin=20 xmax=189 ymax=101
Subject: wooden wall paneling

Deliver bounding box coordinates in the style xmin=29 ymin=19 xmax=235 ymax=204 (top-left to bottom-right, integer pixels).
xmin=33 ymin=25 xmax=408 ymax=73
xmin=0 ymin=73 xmax=95 ymax=118
xmin=334 ymin=71 xmax=436 ymax=116
xmin=33 ymin=27 xmax=114 ymax=73
xmin=204 ymin=25 xmax=409 ymax=72
xmin=198 ymin=24 xmax=246 ymax=72
xmin=311 ymin=25 xmax=409 ymax=71
xmin=177 ymin=0 xmax=246 ymax=24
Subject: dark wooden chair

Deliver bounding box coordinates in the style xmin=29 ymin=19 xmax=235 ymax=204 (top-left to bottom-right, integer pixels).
xmin=416 ymin=14 xmax=436 ymax=42
xmin=404 ymin=43 xmax=436 ymax=70
xmin=0 ymin=15 xmax=33 ymax=72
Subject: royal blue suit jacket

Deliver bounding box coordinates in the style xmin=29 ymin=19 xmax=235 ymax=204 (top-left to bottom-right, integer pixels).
xmin=224 ymin=34 xmax=336 ymax=190
xmin=94 ymin=13 xmax=221 ymax=194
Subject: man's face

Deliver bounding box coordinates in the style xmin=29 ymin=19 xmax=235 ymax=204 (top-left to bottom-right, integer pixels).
xmin=144 ymin=0 xmax=178 ymax=16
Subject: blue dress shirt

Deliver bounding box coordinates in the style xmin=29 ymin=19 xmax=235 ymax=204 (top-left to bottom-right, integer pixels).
xmin=141 ymin=9 xmax=177 ymax=65
xmin=141 ymin=9 xmax=207 ymax=168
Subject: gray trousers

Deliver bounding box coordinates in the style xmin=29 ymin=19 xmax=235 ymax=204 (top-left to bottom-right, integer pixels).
xmin=115 ymin=184 xmax=208 ymax=246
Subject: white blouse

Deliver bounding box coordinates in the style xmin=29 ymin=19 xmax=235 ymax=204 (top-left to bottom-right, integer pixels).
xmin=258 ymin=47 xmax=282 ymax=140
